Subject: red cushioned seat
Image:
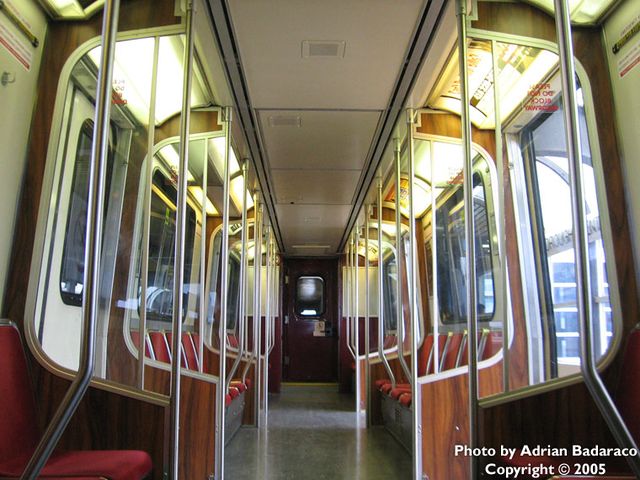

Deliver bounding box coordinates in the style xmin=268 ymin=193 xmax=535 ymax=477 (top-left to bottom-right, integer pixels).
xmin=182 ymin=333 xmax=200 ymax=371
xmin=244 ymin=378 xmax=252 ymax=389
xmin=228 ymin=386 xmax=240 ymax=399
xmin=225 ymin=394 xmax=232 ymax=407
xmin=0 ymin=450 xmax=152 ymax=479
xmin=148 ymin=331 xmax=171 ymax=363
xmin=399 ymin=393 xmax=412 ymax=407
xmin=0 ymin=323 xmax=152 ymax=480
xmin=230 ymin=380 xmax=247 ymax=393
xmin=390 ymin=387 xmax=412 ymax=400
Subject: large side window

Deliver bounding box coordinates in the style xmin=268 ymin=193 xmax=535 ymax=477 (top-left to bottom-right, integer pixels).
xmin=59 ymin=119 xmax=115 ymax=306
xmin=436 ymin=164 xmax=495 ymax=325
xmin=520 ymin=91 xmax=611 ymax=368
xmin=144 ymin=170 xmax=197 ymax=323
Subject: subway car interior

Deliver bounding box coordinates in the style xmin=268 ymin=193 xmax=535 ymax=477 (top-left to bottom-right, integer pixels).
xmin=1 ymin=0 xmax=640 ymax=478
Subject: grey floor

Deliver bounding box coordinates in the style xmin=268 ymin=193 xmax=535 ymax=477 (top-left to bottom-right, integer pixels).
xmin=225 ymin=384 xmax=412 ymax=480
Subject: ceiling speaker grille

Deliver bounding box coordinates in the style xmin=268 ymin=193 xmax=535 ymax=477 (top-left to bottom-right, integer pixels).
xmin=268 ymin=115 xmax=302 ymax=127
xmin=302 ymin=40 xmax=346 ymax=58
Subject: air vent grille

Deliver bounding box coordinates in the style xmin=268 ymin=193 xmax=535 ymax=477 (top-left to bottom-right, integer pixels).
xmin=268 ymin=115 xmax=302 ymax=127
xmin=302 ymin=40 xmax=346 ymax=58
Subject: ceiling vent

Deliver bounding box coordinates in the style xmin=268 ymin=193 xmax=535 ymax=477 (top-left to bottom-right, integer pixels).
xmin=302 ymin=40 xmax=346 ymax=58
xmin=268 ymin=115 xmax=302 ymax=127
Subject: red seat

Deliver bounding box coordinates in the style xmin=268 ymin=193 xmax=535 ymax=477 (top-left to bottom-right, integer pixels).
xmin=228 ymin=387 xmax=240 ymax=399
xmin=398 ymin=393 xmax=412 ymax=407
xmin=0 ymin=323 xmax=152 ymax=480
xmin=230 ymin=380 xmax=247 ymax=393
xmin=148 ymin=331 xmax=171 ymax=363
xmin=165 ymin=332 xmax=187 ymax=368
xmin=181 ymin=332 xmax=199 ymax=371
xmin=441 ymin=332 xmax=465 ymax=371
xmin=390 ymin=387 xmax=412 ymax=400
xmin=225 ymin=394 xmax=232 ymax=407
xmin=375 ymin=378 xmax=391 ymax=389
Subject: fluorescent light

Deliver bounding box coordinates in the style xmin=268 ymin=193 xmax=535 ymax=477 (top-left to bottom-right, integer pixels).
xmin=230 ymin=175 xmax=253 ymax=212
xmin=428 ymin=41 xmax=558 ymax=129
xmin=209 ymin=137 xmax=240 ymax=180
xmin=88 ymin=38 xmax=155 ymax=126
xmin=188 ymin=186 xmax=218 ymax=215
xmin=523 ymin=0 xmax=617 ymax=24
xmin=157 ymin=144 xmax=195 ymax=182
xmin=388 ymin=176 xmax=431 ymax=217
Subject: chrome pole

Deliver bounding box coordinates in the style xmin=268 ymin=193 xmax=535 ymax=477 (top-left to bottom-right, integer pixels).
xmin=138 ymin=36 xmax=160 ymax=387
xmin=491 ymin=39 xmax=510 ymax=393
xmin=169 ymin=4 xmax=195 ymax=477
xmin=354 ymin=224 xmax=361 ymax=411
xmin=346 ymin=235 xmax=356 ymax=359
xmin=395 ymin=138 xmax=411 ymax=382
xmin=196 ymin=140 xmax=209 ymax=375
xmin=553 ymin=0 xmax=640 ymax=474
xmin=226 ymin=161 xmax=249 ymax=390
xmin=254 ymin=202 xmax=264 ymax=427
xmin=262 ymin=224 xmax=273 ymax=423
xmin=407 ymin=109 xmax=422 ymax=479
xmin=364 ymin=206 xmax=372 ymax=427
xmin=215 ymin=106 xmax=233 ymax=480
xmin=456 ymin=2 xmax=479 ymax=478
xmin=20 ymin=1 xmax=120 ymax=478
xmin=241 ymin=193 xmax=260 ymax=385
xmin=268 ymin=239 xmax=276 ymax=355
xmin=378 ymin=180 xmax=396 ymax=387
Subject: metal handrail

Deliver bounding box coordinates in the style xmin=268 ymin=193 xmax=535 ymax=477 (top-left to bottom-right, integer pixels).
xmin=377 ymin=180 xmax=396 ymax=387
xmin=553 ymin=0 xmax=640 ymax=475
xmin=214 ymin=106 xmax=233 ymax=480
xmin=456 ymin=2 xmax=479 ymax=478
xmin=19 ymin=1 xmax=120 ymax=477
xmin=407 ymin=109 xmax=422 ymax=479
xmin=395 ymin=138 xmax=412 ymax=382
xmin=364 ymin=206 xmax=372 ymax=427
xmin=168 ymin=4 xmax=195 ymax=477
xmin=346 ymin=235 xmax=356 ymax=359
xmin=138 ymin=37 xmax=160 ymax=386
xmin=354 ymin=228 xmax=360 ymax=362
xmin=241 ymin=193 xmax=260 ymax=384
xmin=226 ymin=160 xmax=249 ymax=391
xmin=254 ymin=202 xmax=264 ymax=428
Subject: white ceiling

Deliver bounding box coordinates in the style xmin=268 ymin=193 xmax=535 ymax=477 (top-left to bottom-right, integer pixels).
xmin=228 ymin=0 xmax=426 ymax=254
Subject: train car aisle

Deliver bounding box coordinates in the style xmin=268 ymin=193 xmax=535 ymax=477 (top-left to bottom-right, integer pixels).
xmin=226 ymin=384 xmax=411 ymax=479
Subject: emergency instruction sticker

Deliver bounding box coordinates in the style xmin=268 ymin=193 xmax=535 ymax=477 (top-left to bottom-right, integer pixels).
xmin=0 ymin=0 xmax=34 ymax=70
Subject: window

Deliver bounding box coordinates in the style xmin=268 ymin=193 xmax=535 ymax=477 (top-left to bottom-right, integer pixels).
xmin=436 ymin=167 xmax=495 ymax=324
xmin=60 ymin=119 xmax=115 ymax=306
xmin=295 ymin=276 xmax=324 ymax=318
xmin=206 ymin=223 xmax=243 ymax=331
xmin=382 ymin=251 xmax=398 ymax=331
xmin=520 ymin=90 xmax=612 ymax=367
xmin=143 ymin=170 xmax=197 ymax=322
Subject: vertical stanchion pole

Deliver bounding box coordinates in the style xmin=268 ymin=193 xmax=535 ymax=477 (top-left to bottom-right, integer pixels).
xmin=395 ymin=138 xmax=411 ymax=382
xmin=138 ymin=36 xmax=160 ymax=387
xmin=241 ymin=193 xmax=260 ymax=387
xmin=215 ymin=106 xmax=233 ymax=480
xmin=364 ymin=206 xmax=372 ymax=427
xmin=407 ymin=109 xmax=422 ymax=479
xmin=226 ymin=161 xmax=249 ymax=388
xmin=355 ymin=224 xmax=361 ymax=411
xmin=169 ymin=5 xmax=196 ymax=477
xmin=456 ymin=3 xmax=479 ymax=478
xmin=254 ymin=202 xmax=264 ymax=427
xmin=377 ymin=180 xmax=395 ymax=386
xmin=491 ymin=40 xmax=510 ymax=393
xmin=263 ymin=224 xmax=273 ymax=424
xmin=20 ymin=1 xmax=121 ymax=477
xmin=553 ymin=0 xmax=640 ymax=474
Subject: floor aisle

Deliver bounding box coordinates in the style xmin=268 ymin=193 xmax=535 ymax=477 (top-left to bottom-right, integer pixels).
xmin=225 ymin=384 xmax=412 ymax=480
